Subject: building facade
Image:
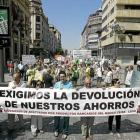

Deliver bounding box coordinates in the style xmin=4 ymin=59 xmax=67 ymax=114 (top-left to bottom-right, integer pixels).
xmin=29 ymin=0 xmax=49 ymax=57
xmin=49 ymin=24 xmax=61 ymax=56
xmin=1 ymin=0 xmax=30 ymax=65
xmin=80 ymin=9 xmax=102 ymax=58
xmin=101 ymin=0 xmax=140 ymax=64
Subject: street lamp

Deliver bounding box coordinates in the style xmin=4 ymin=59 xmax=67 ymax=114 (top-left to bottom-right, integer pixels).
xmin=12 ymin=20 xmax=31 ymax=60
xmin=106 ymin=22 xmax=125 ymax=63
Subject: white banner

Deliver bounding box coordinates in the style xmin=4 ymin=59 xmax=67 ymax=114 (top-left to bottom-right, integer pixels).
xmin=0 ymin=87 xmax=140 ymax=116
xmin=73 ymin=50 xmax=91 ymax=59
xmin=22 ymin=55 xmax=35 ymax=65
xmin=44 ymin=59 xmax=50 ymax=64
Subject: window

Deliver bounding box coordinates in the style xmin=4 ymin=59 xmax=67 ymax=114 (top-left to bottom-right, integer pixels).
xmin=14 ymin=43 xmax=18 ymax=54
xmin=21 ymin=44 xmax=23 ymax=54
xmin=36 ymin=16 xmax=40 ymax=22
xmin=36 ymin=33 xmax=40 ymax=39
xmin=103 ymin=15 xmax=107 ymax=23
xmin=103 ymin=4 xmax=108 ymax=14
xmin=26 ymin=45 xmax=28 ymax=54
xmin=36 ymin=24 xmax=40 ymax=30
xmin=111 ymin=7 xmax=114 ymax=15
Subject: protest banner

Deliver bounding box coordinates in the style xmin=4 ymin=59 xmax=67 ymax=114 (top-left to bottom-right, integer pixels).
xmin=131 ymin=71 xmax=140 ymax=87
xmin=22 ymin=55 xmax=35 ymax=65
xmin=55 ymin=55 xmax=62 ymax=60
xmin=0 ymin=88 xmax=140 ymax=116
xmin=73 ymin=50 xmax=91 ymax=59
xmin=44 ymin=59 xmax=50 ymax=64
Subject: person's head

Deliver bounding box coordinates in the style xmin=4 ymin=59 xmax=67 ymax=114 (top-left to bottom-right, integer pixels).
xmin=107 ymin=67 xmax=112 ymax=72
xmin=29 ymin=64 xmax=33 ymax=69
xmin=112 ymin=79 xmax=120 ymax=87
xmin=87 ymin=61 xmax=90 ymax=66
xmin=49 ymin=64 xmax=52 ymax=68
xmin=128 ymin=65 xmax=133 ymax=71
xmin=36 ymin=80 xmax=42 ymax=88
xmin=84 ymin=78 xmax=91 ymax=89
xmin=112 ymin=64 xmax=116 ymax=70
xmin=20 ymin=61 xmax=22 ymax=64
xmin=73 ymin=64 xmax=77 ymax=68
xmin=15 ymin=61 xmax=17 ymax=63
xmin=59 ymin=71 xmax=66 ymax=83
xmin=44 ymin=65 xmax=47 ymax=69
xmin=13 ymin=73 xmax=20 ymax=83
xmin=97 ymin=63 xmax=100 ymax=67
xmin=37 ymin=65 xmax=41 ymax=71
xmin=11 ymin=61 xmax=13 ymax=63
xmin=47 ymin=68 xmax=51 ymax=74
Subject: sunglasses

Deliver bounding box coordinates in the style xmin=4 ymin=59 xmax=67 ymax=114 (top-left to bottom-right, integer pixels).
xmin=117 ymin=81 xmax=120 ymax=84
xmin=86 ymin=83 xmax=91 ymax=85
xmin=37 ymin=84 xmax=41 ymax=86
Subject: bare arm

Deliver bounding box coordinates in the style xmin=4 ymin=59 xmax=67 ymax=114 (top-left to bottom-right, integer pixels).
xmin=27 ymin=75 xmax=34 ymax=88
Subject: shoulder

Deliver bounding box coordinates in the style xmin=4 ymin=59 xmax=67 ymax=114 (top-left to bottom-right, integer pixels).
xmin=8 ymin=81 xmax=14 ymax=87
xmin=20 ymin=81 xmax=26 ymax=88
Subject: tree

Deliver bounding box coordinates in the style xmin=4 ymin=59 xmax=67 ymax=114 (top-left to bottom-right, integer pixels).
xmin=55 ymin=47 xmax=64 ymax=55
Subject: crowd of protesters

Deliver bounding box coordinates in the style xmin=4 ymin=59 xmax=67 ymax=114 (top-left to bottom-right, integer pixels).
xmin=4 ymin=58 xmax=136 ymax=140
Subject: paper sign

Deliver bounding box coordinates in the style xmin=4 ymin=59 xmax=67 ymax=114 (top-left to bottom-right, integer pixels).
xmin=44 ymin=59 xmax=50 ymax=63
xmin=73 ymin=50 xmax=91 ymax=59
xmin=131 ymin=71 xmax=139 ymax=87
xmin=22 ymin=55 xmax=35 ymax=65
xmin=34 ymin=73 xmax=43 ymax=81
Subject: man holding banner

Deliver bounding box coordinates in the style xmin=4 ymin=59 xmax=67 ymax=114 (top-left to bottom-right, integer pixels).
xmin=53 ymin=71 xmax=74 ymax=139
xmin=8 ymin=73 xmax=25 ymax=134
xmin=81 ymin=78 xmax=95 ymax=140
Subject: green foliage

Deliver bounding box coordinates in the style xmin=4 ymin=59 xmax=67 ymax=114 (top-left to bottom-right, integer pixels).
xmin=55 ymin=47 xmax=64 ymax=55
xmin=128 ymin=33 xmax=133 ymax=41
xmin=118 ymin=34 xmax=126 ymax=43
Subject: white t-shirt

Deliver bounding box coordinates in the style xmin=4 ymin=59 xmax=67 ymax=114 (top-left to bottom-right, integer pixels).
xmin=125 ymin=70 xmax=133 ymax=85
xmin=106 ymin=71 xmax=112 ymax=77
xmin=18 ymin=64 xmax=24 ymax=70
xmin=116 ymin=67 xmax=120 ymax=72
xmin=96 ymin=68 xmax=102 ymax=77
xmin=137 ymin=61 xmax=140 ymax=65
xmin=8 ymin=80 xmax=26 ymax=88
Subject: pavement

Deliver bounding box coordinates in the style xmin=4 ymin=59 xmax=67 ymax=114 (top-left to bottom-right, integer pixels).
xmin=0 ymin=66 xmax=140 ymax=140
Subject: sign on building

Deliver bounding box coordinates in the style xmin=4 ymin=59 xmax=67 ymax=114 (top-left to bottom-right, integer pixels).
xmin=44 ymin=59 xmax=50 ymax=64
xmin=73 ymin=50 xmax=91 ymax=59
xmin=22 ymin=55 xmax=35 ymax=65
xmin=0 ymin=6 xmax=10 ymax=48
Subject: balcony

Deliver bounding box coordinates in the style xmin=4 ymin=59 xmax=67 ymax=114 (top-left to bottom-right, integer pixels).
xmin=101 ymin=35 xmax=140 ymax=47
xmin=116 ymin=9 xmax=140 ymax=18
xmin=117 ymin=0 xmax=140 ymax=5
xmin=118 ymin=22 xmax=140 ymax=31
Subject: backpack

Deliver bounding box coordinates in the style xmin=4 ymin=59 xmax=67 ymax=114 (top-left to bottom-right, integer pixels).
xmin=90 ymin=67 xmax=94 ymax=77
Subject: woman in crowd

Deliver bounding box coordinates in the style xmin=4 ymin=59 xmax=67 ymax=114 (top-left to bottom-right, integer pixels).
xmin=27 ymin=75 xmax=44 ymax=137
xmin=112 ymin=65 xmax=119 ymax=80
xmin=104 ymin=67 xmax=112 ymax=88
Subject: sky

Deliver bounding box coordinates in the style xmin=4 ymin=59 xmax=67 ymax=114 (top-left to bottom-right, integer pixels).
xmin=42 ymin=0 xmax=102 ymax=53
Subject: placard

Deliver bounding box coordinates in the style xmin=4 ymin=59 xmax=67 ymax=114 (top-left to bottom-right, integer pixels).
xmin=73 ymin=50 xmax=91 ymax=59
xmin=131 ymin=71 xmax=139 ymax=87
xmin=44 ymin=59 xmax=50 ymax=63
xmin=22 ymin=55 xmax=35 ymax=65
